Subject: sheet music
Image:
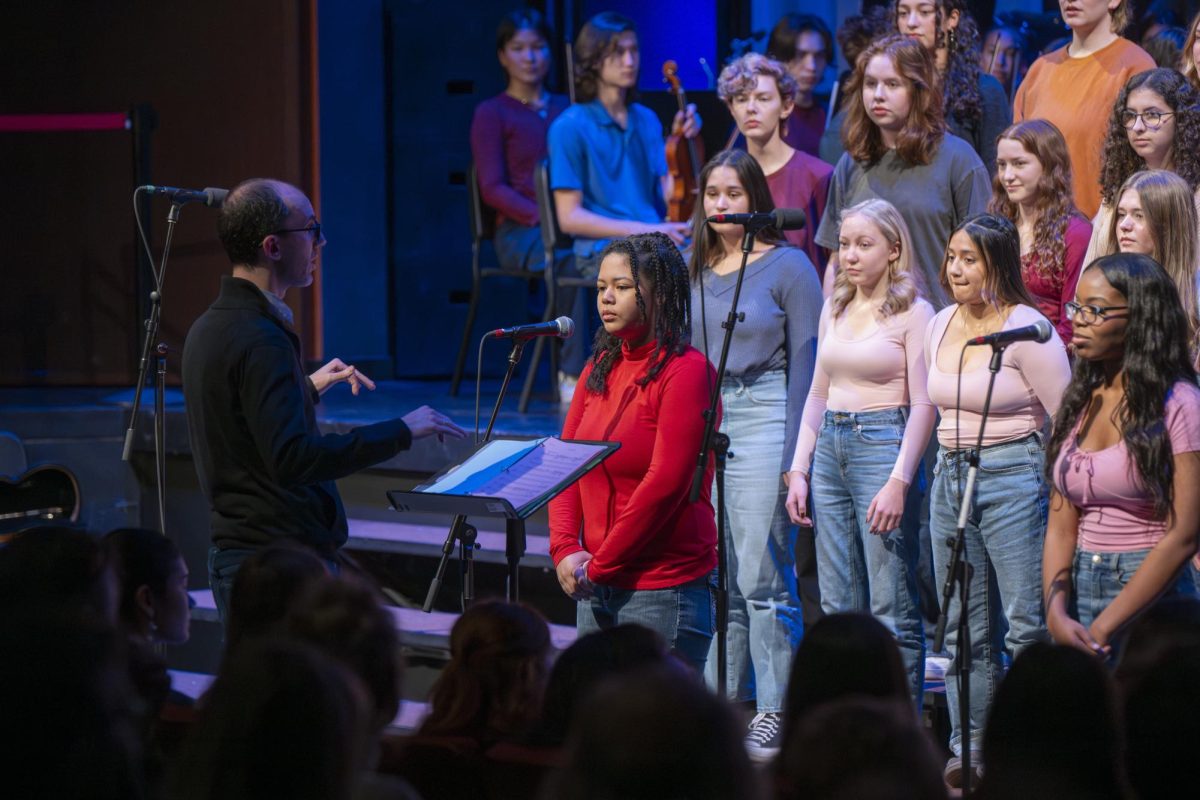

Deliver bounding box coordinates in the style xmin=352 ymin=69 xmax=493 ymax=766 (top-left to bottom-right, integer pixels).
xmin=418 ymin=438 xmax=544 ymax=496
xmin=470 ymin=438 xmax=610 ymax=512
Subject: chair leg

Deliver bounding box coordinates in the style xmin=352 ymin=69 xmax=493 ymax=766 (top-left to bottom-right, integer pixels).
xmin=519 ymin=335 xmax=546 ymax=413
xmin=450 ymin=244 xmax=482 ymax=397
xmin=519 ymin=250 xmax=559 ymax=413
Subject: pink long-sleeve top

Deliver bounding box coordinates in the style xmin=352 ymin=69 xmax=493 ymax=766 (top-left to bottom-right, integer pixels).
xmin=925 ymin=304 xmax=1071 ymax=448
xmin=790 ymin=298 xmax=937 ymax=484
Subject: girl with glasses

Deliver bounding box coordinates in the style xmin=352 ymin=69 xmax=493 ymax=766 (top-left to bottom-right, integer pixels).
xmin=1043 ymin=253 xmax=1200 ymax=660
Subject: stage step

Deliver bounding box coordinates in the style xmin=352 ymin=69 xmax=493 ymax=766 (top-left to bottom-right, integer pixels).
xmin=345 ymin=516 xmax=553 ymax=569
xmin=187 ymin=589 xmax=578 ymax=655
xmin=168 ymin=669 xmax=431 ymax=733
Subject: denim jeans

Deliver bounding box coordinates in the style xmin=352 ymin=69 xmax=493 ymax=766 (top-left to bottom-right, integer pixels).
xmin=577 ymin=571 xmax=717 ymax=674
xmin=1071 ymin=548 xmax=1197 ymax=632
xmin=930 ymin=434 xmax=1049 ymax=756
xmin=702 ymin=371 xmax=802 ymax=712
xmin=810 ymin=408 xmax=926 ymax=706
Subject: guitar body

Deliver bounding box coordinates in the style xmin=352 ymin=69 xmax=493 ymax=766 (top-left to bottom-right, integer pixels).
xmin=0 ymin=464 xmax=81 ymax=540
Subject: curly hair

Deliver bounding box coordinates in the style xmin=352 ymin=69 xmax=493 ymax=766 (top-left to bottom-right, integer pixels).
xmin=717 ymin=52 xmax=800 ymax=106
xmin=1098 ymin=69 xmax=1200 ymax=206
xmin=830 ymin=199 xmax=922 ymax=320
xmin=940 ymin=213 xmax=1040 ymax=311
xmin=688 ymin=150 xmax=785 ymax=283
xmin=891 ymin=0 xmax=982 ymax=128
xmin=988 ymin=119 xmax=1081 ymax=286
xmin=586 ymin=233 xmax=692 ymax=395
xmin=1046 ymin=253 xmax=1197 ymax=519
xmin=217 ymin=178 xmax=290 ymax=266
xmin=843 ymin=34 xmax=946 ymax=166
xmin=572 ymin=11 xmax=636 ymax=104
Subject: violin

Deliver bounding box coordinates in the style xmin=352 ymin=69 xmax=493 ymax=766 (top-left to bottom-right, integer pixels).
xmin=662 ymin=60 xmax=704 ymax=223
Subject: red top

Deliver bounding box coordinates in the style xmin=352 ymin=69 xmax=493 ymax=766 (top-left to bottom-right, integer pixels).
xmin=781 ymin=102 xmax=826 ymax=158
xmin=549 ymin=340 xmax=719 ymax=589
xmin=765 ymin=149 xmax=833 ymax=279
xmin=1022 ymin=214 xmax=1091 ymax=344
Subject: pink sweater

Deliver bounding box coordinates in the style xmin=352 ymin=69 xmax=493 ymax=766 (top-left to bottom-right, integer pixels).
xmin=791 ymin=299 xmax=936 ymax=484
xmin=925 ymin=304 xmax=1071 ymax=448
xmin=1053 ymin=381 xmax=1200 ymax=552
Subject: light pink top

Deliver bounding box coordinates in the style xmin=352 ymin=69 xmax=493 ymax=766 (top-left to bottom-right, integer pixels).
xmin=791 ymin=298 xmax=936 ymax=484
xmin=925 ymin=304 xmax=1070 ymax=448
xmin=1053 ymin=381 xmax=1200 ymax=552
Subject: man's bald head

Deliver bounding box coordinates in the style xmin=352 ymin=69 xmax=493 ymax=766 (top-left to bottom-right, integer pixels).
xmin=217 ymin=178 xmax=305 ymax=267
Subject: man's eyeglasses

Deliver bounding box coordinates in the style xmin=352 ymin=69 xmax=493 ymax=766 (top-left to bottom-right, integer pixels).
xmin=1065 ymin=301 xmax=1128 ymax=324
xmin=271 ymin=221 xmax=322 ymax=240
xmin=1120 ymin=110 xmax=1174 ymax=129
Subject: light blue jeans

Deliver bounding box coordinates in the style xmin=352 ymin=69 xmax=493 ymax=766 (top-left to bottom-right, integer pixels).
xmin=1072 ymin=548 xmax=1197 ymax=632
xmin=930 ymin=434 xmax=1049 ymax=756
xmin=577 ymin=571 xmax=717 ymax=674
xmin=703 ymin=370 xmax=803 ymax=712
xmin=810 ymin=408 xmax=926 ymax=706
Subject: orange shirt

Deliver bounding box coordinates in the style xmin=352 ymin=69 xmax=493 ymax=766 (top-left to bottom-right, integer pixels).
xmin=1014 ymin=37 xmax=1155 ymax=218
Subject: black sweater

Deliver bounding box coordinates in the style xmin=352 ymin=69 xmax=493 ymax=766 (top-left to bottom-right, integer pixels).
xmin=182 ymin=276 xmax=410 ymax=551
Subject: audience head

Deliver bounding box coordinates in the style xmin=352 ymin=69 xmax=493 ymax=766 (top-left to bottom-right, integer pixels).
xmin=543 ymin=663 xmax=755 ymax=800
xmin=0 ymin=525 xmax=117 ymax=622
xmin=980 ymin=642 xmax=1127 ymax=800
xmin=766 ymin=13 xmax=833 ymax=97
xmin=495 ymin=8 xmax=552 ymax=88
xmin=170 ymin=638 xmax=369 ymax=800
xmin=1143 ymin=25 xmax=1186 ymax=68
xmin=689 ymin=149 xmax=783 ymax=280
xmin=1048 ymin=253 xmax=1195 ymax=518
xmin=776 ymin=696 xmax=946 ymax=800
xmin=980 ymin=24 xmax=1030 ymax=92
xmin=286 ymin=575 xmax=402 ymax=734
xmin=573 ymin=11 xmax=637 ymax=103
xmin=1183 ymin=9 xmax=1200 ymax=90
xmin=223 ymin=540 xmax=328 ymax=656
xmin=844 ymin=33 xmax=946 ymax=166
xmin=419 ymin=599 xmax=551 ymax=744
xmin=831 ymin=198 xmax=921 ymax=319
xmin=717 ymin=53 xmax=798 ymax=144
xmin=941 ymin=212 xmax=1038 ymax=310
xmin=104 ymin=527 xmax=190 ymax=644
xmin=1100 ymin=68 xmax=1200 ymax=206
xmin=530 ymin=623 xmax=667 ymax=747
xmin=587 ymin=232 xmax=692 ymax=395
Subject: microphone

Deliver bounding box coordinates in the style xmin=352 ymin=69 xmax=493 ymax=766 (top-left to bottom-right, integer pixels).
xmin=489 ymin=316 xmax=575 ymax=340
xmin=140 ymin=185 xmax=229 ymax=208
xmin=966 ymin=319 xmax=1054 ymax=347
xmin=706 ymin=208 xmax=806 ymax=231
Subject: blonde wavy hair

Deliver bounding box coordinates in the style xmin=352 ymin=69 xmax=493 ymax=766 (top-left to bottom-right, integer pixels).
xmin=831 ymin=199 xmax=922 ymax=319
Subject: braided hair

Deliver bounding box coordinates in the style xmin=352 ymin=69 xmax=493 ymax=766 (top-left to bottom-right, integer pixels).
xmin=586 ymin=232 xmax=692 ymax=395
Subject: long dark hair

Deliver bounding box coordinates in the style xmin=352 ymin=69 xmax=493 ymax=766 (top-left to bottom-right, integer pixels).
xmin=687 ymin=150 xmax=784 ymax=282
xmin=586 ymin=233 xmax=692 ymax=395
xmin=1098 ymin=68 xmax=1200 ymax=206
xmin=940 ymin=213 xmax=1040 ymax=310
xmin=1046 ymin=253 xmax=1198 ymax=519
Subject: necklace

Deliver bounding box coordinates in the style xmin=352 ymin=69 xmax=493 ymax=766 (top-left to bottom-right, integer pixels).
xmin=507 ymin=88 xmax=547 ymax=111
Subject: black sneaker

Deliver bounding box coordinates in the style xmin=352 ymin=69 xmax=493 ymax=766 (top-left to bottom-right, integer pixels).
xmin=744 ymin=712 xmax=782 ymax=762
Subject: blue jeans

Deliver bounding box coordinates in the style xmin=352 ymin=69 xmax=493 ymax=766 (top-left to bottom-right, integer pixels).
xmin=1072 ymin=548 xmax=1197 ymax=632
xmin=577 ymin=571 xmax=717 ymax=674
xmin=810 ymin=408 xmax=926 ymax=706
xmin=930 ymin=434 xmax=1049 ymax=756
xmin=703 ymin=371 xmax=802 ymax=712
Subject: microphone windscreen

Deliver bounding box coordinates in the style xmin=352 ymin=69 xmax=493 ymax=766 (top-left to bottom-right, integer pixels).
xmin=555 ymin=316 xmax=575 ymax=338
xmin=1034 ymin=318 xmax=1053 ymax=343
xmin=205 ymin=188 xmax=230 ymax=208
xmin=772 ymin=208 xmax=807 ymax=231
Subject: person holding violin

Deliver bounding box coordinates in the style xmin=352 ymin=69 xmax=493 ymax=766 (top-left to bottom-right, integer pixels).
xmin=718 ymin=52 xmax=833 ymax=279
xmin=548 ymin=10 xmax=701 ymax=394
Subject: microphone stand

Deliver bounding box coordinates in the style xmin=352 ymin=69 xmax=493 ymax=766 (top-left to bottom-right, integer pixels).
xmin=122 ymin=200 xmax=182 ymax=536
xmin=689 ymin=221 xmax=763 ymax=697
xmin=932 ymin=342 xmax=1007 ymax=794
xmin=423 ymin=338 xmax=529 ymax=612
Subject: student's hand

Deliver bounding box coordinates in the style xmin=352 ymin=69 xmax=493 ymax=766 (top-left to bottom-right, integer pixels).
xmin=310 ymin=358 xmax=376 ymax=396
xmin=785 ymin=471 xmax=812 ymax=526
xmin=1048 ymin=608 xmax=1108 ymax=657
xmin=401 ymin=405 xmax=467 ymax=442
xmin=1087 ymin=620 xmax=1115 ymax=659
xmin=651 ymin=221 xmax=690 ymax=246
xmin=556 ymin=551 xmax=594 ymax=600
xmin=866 ymin=478 xmax=907 ymax=534
xmin=674 ymin=103 xmax=702 ymax=139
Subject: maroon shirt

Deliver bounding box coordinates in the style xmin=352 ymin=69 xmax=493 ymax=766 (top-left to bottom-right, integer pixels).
xmin=469 ymin=92 xmax=569 ymax=227
xmin=1022 ymin=214 xmax=1092 ymax=344
xmin=781 ymin=101 xmax=826 ymax=158
xmin=765 ymin=149 xmax=833 ymax=278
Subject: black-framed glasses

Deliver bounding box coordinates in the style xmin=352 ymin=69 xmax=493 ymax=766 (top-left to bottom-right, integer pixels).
xmin=1120 ymin=110 xmax=1174 ymax=129
xmin=1065 ymin=301 xmax=1128 ymax=324
xmin=271 ymin=220 xmax=322 ymax=240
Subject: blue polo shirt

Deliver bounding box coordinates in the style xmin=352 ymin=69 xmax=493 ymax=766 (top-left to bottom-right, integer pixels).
xmin=548 ymin=100 xmax=668 ymax=258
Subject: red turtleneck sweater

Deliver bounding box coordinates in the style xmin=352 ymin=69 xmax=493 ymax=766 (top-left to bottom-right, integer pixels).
xmin=549 ymin=340 xmax=719 ymax=589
